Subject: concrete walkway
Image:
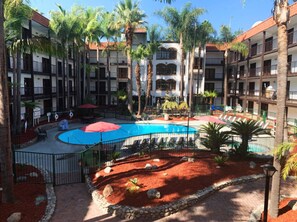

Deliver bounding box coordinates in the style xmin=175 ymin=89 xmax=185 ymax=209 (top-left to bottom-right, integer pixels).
xmin=50 ymin=178 xmax=297 ymax=222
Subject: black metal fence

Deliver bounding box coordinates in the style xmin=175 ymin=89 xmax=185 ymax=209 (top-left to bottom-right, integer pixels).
xmin=13 ymin=130 xmax=274 ymax=186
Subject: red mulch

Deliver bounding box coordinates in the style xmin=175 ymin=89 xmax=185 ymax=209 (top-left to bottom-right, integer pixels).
xmin=91 ymin=150 xmax=267 ymax=207
xmin=265 ymin=198 xmax=297 ymax=222
xmin=0 ymin=165 xmax=47 ymax=222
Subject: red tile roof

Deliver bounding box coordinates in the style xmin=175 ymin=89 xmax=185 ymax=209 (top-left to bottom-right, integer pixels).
xmin=235 ymin=2 xmax=297 ymax=42
xmin=32 ymin=11 xmax=49 ymax=27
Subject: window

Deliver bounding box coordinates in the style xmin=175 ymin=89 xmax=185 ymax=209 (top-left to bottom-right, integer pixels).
xmin=205 ymin=83 xmax=215 ymax=91
xmin=251 ymin=43 xmax=257 ymax=56
xmin=156 ymin=63 xmax=176 ymax=75
xmin=156 ymin=47 xmax=177 ymax=60
xmin=265 ymin=37 xmax=273 ymax=52
xmin=288 ymin=28 xmax=294 ymax=45
xmin=205 ymin=69 xmax=215 ymax=80
xmin=156 ymin=79 xmax=176 ymax=91
xmin=118 ymin=68 xmax=128 ymax=78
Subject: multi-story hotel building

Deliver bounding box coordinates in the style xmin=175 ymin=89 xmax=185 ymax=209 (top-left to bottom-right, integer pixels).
xmin=6 ymin=10 xmax=225 ymax=123
xmin=227 ymin=2 xmax=297 ymax=125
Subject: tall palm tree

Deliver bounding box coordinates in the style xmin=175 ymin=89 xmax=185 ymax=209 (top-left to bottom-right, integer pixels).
xmin=186 ymin=20 xmax=214 ymax=112
xmin=50 ymin=5 xmax=80 ymax=110
xmin=0 ymin=0 xmax=14 ymax=204
xmin=270 ymin=0 xmax=290 ymax=218
xmin=218 ymin=25 xmax=248 ymax=107
xmin=144 ymin=24 xmax=161 ymax=111
xmin=74 ymin=6 xmax=102 ymax=100
xmin=114 ymin=0 xmax=146 ymax=114
xmin=157 ymin=3 xmax=204 ymax=100
xmin=130 ymin=44 xmax=148 ymax=116
xmin=230 ymin=120 xmax=269 ymax=156
xmin=4 ymin=0 xmax=31 ymax=134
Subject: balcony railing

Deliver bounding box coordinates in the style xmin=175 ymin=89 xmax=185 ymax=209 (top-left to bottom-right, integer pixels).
xmin=288 ymin=91 xmax=297 ymax=100
xmin=288 ymin=30 xmax=297 ymax=45
xmin=262 ymin=64 xmax=277 ymax=76
xmin=250 ymin=44 xmax=262 ymax=56
xmin=205 ymin=58 xmax=223 ymax=65
xmin=248 ymin=67 xmax=261 ymax=77
xmin=247 ymin=90 xmax=260 ymax=97
xmin=264 ymin=38 xmax=277 ymax=52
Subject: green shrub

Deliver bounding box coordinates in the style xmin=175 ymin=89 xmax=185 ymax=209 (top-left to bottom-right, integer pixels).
xmin=214 ymin=155 xmax=228 ymax=166
xmin=111 ymin=151 xmax=121 ymax=161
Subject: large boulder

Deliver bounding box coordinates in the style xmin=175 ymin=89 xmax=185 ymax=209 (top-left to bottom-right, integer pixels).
xmin=249 ymin=161 xmax=256 ymax=169
xmin=104 ymin=167 xmax=112 ymax=174
xmin=7 ymin=212 xmax=21 ymax=222
xmin=147 ymin=189 xmax=161 ymax=199
xmin=103 ymin=184 xmax=113 ymax=198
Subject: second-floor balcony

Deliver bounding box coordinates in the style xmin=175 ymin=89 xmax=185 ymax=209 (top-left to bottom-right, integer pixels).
xmin=205 ymin=58 xmax=223 ymax=65
xmin=248 ymin=67 xmax=261 ymax=77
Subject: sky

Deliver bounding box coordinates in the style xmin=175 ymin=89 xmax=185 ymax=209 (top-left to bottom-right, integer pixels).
xmin=30 ymin=0 xmax=284 ymax=35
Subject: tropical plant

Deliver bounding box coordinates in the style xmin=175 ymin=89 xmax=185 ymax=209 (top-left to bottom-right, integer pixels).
xmin=218 ymin=25 xmax=248 ymax=107
xmin=4 ymin=0 xmax=31 ymax=134
xmin=161 ymin=99 xmax=178 ymax=111
xmin=200 ymin=122 xmax=230 ymax=153
xmin=114 ymin=0 xmax=146 ymax=114
xmin=269 ymin=0 xmax=290 ymax=217
xmin=111 ymin=151 xmax=121 ymax=161
xmin=125 ymin=177 xmax=141 ymax=193
xmin=178 ymin=101 xmax=188 ymax=110
xmin=274 ymin=142 xmax=297 ymax=179
xmin=157 ymin=3 xmax=205 ymax=99
xmin=214 ymin=155 xmax=228 ymax=166
xmin=0 ymin=0 xmax=14 ymax=204
xmin=188 ymin=20 xmax=215 ymax=110
xmin=130 ymin=44 xmax=148 ymax=116
xmin=144 ymin=24 xmax=161 ymax=111
xmin=229 ymin=120 xmax=269 ymax=156
xmin=203 ymin=90 xmax=218 ymax=107
xmin=50 ymin=5 xmax=81 ymax=110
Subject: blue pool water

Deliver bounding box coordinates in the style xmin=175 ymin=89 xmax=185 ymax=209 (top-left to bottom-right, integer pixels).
xmin=58 ymin=123 xmax=196 ymax=145
xmin=229 ymin=142 xmax=269 ymax=153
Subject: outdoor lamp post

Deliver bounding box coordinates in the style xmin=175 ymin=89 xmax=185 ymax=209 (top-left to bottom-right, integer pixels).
xmin=186 ymin=110 xmax=190 ymax=147
xmin=261 ymin=163 xmax=277 ymax=222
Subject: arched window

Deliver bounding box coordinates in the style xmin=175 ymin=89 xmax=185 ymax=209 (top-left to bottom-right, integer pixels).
xmin=156 ymin=47 xmax=177 ymax=60
xmin=167 ymin=79 xmax=176 ymax=90
xmin=156 ymin=79 xmax=166 ymax=90
xmin=156 ymin=63 xmax=177 ymax=75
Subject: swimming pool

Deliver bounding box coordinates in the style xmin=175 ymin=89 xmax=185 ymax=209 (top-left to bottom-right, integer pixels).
xmin=229 ymin=142 xmax=270 ymax=153
xmin=58 ymin=123 xmax=197 ymax=145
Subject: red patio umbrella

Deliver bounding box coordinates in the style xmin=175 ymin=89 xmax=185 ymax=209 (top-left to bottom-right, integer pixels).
xmin=195 ymin=116 xmax=226 ymax=124
xmin=78 ymin=103 xmax=98 ymax=109
xmin=81 ymin=121 xmax=120 ymax=142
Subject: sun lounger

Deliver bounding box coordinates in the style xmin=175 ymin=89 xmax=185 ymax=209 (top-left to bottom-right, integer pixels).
xmin=262 ymin=122 xmax=269 ymax=129
xmin=218 ymin=114 xmax=223 ymax=120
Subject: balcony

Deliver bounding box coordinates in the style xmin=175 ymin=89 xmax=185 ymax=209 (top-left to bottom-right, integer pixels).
xmin=262 ymin=65 xmax=277 ymax=77
xmin=205 ymin=58 xmax=223 ymax=65
xmin=264 ymin=39 xmax=277 ymax=53
xmin=248 ymin=67 xmax=261 ymax=77
xmin=288 ymin=30 xmax=297 ymax=45
xmin=250 ymin=44 xmax=262 ymax=57
xmin=247 ymin=89 xmax=260 ymax=97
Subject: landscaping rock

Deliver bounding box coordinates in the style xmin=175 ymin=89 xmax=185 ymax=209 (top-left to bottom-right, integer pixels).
xmin=180 ymin=156 xmax=188 ymax=161
xmin=153 ymin=159 xmax=160 ymax=162
xmin=106 ymin=161 xmax=114 ymax=167
xmin=188 ymin=158 xmax=195 ymax=162
xmin=104 ymin=167 xmax=112 ymax=174
xmin=151 ymin=165 xmax=158 ymax=170
xmin=7 ymin=212 xmax=21 ymax=222
xmin=147 ymin=189 xmax=161 ymax=199
xmin=103 ymin=184 xmax=113 ymax=198
xmin=144 ymin=163 xmax=152 ymax=169
xmin=29 ymin=172 xmax=38 ymax=177
xmin=16 ymin=176 xmax=27 ymax=182
xmin=35 ymin=195 xmax=46 ymax=206
xmin=249 ymin=161 xmax=256 ymax=169
xmin=163 ymin=173 xmax=168 ymax=176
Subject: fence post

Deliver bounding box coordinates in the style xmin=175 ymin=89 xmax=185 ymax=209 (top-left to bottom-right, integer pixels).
xmin=52 ymin=154 xmax=56 ymax=186
xmin=80 ymin=152 xmax=85 ymax=183
xmin=149 ymin=133 xmax=152 ymax=155
xmin=12 ymin=150 xmax=17 ymax=183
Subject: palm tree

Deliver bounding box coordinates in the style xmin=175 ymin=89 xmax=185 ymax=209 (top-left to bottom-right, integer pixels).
xmin=274 ymin=142 xmax=297 ymax=180
xmin=144 ymin=24 xmax=161 ymax=111
xmin=218 ymin=25 xmax=248 ymax=107
xmin=229 ymin=120 xmax=269 ymax=156
xmin=186 ymin=20 xmax=214 ymax=112
xmin=130 ymin=44 xmax=147 ymax=116
xmin=114 ymin=0 xmax=146 ymax=114
xmin=50 ymin=5 xmax=80 ymax=110
xmin=0 ymin=0 xmax=14 ymax=203
xmin=270 ymin=0 xmax=290 ymax=218
xmin=74 ymin=6 xmax=102 ymax=100
xmin=157 ymin=3 xmax=204 ymax=100
xmin=4 ymin=0 xmax=32 ymax=134
xmin=203 ymin=90 xmax=218 ymax=110
xmin=200 ymin=122 xmax=230 ymax=153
